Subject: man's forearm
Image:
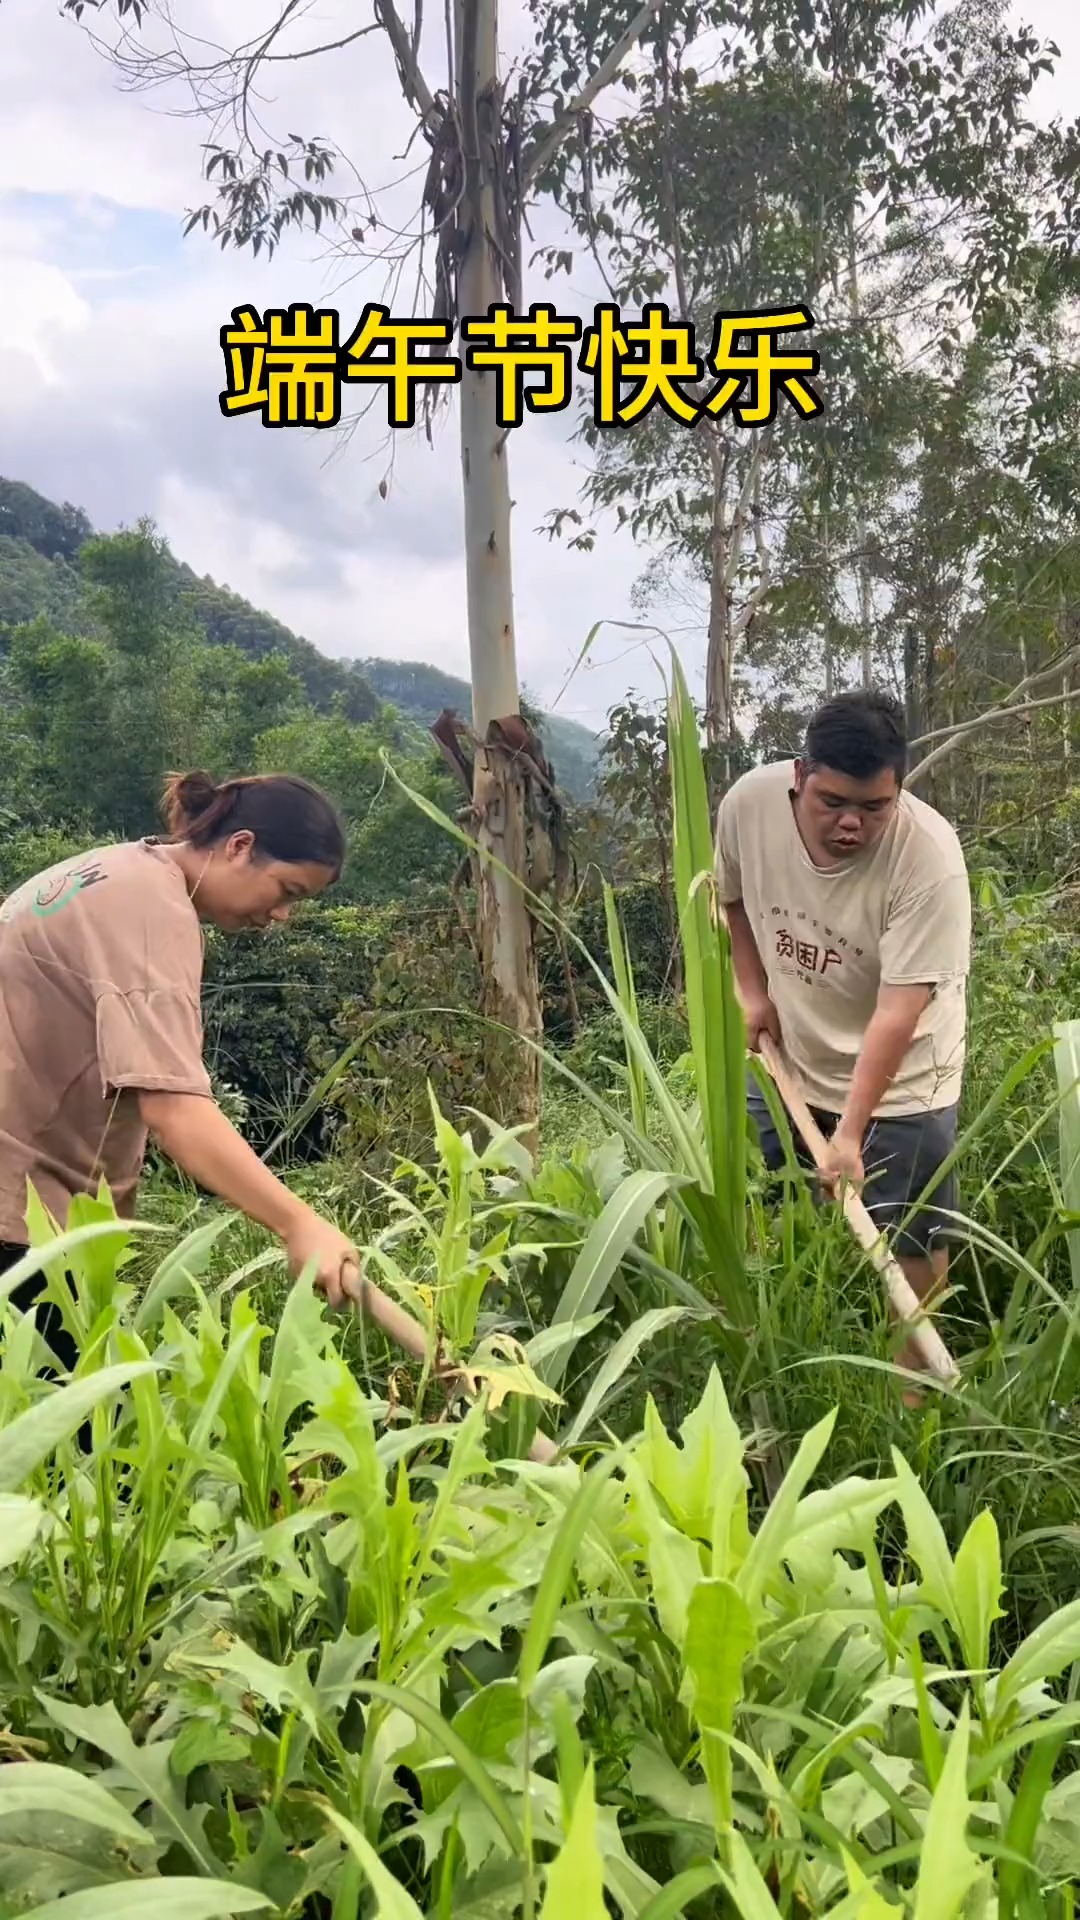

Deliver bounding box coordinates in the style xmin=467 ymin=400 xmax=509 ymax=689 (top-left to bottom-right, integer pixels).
xmin=724 ymin=900 xmax=769 ymax=1005
xmin=838 ymin=999 xmax=925 ymax=1139
xmin=139 ymin=1092 xmax=306 ymax=1239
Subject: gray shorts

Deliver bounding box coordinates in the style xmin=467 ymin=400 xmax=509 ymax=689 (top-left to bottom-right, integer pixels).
xmin=746 ymin=1081 xmax=958 ymax=1259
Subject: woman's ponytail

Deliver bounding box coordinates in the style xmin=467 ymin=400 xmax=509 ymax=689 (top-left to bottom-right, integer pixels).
xmin=161 ymin=771 xmax=242 ymax=844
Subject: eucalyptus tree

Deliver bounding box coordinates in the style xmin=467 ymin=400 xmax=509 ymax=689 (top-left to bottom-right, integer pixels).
xmin=34 ymin=0 xmax=699 ymax=1129
xmin=540 ymin=0 xmax=1075 ymax=791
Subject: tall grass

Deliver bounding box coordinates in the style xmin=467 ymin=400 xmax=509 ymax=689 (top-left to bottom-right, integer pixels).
xmin=366 ymin=644 xmax=1080 ymax=1616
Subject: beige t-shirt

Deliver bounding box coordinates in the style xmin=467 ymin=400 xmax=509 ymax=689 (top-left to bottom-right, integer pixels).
xmin=0 ymin=839 xmax=212 ymax=1244
xmin=715 ymin=759 xmax=971 ymax=1116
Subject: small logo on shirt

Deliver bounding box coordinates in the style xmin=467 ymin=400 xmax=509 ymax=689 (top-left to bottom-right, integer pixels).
xmin=0 ymin=859 xmax=108 ymax=926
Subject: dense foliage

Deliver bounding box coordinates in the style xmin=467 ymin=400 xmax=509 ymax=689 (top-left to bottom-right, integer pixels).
xmin=3 ymin=0 xmax=1080 ymax=1900
xmin=4 ymin=652 xmax=1080 ymax=1913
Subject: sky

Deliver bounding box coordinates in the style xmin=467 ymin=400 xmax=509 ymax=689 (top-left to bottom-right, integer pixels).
xmin=0 ymin=0 xmax=1077 ymax=738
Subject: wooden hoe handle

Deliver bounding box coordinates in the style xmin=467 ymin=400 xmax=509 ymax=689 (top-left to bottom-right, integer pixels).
xmin=756 ymin=1036 xmax=960 ymax=1389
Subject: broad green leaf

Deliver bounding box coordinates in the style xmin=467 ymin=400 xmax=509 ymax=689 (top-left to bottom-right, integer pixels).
xmin=525 ymin=1313 xmax=609 ymax=1370
xmin=625 ymin=1460 xmax=703 ymax=1649
xmin=542 ymin=1174 xmax=677 ymax=1390
xmin=638 ymin=1866 xmax=722 ymax=1919
xmin=0 ymin=1491 xmax=44 ymax=1568
xmin=912 ymin=1698 xmax=980 ymax=1920
xmin=539 ymin=1761 xmax=607 ymax=1920
xmin=993 ymin=1594 xmax=1080 ymax=1728
xmin=208 ymin=1640 xmax=321 ymax=1734
xmin=0 ymin=1821 xmax=134 ymax=1906
xmin=23 ymin=1887 xmax=271 ymax=1917
xmin=451 ymin=1679 xmax=522 ymax=1763
xmin=519 ymin=1449 xmax=623 ymax=1696
xmin=0 ymin=1219 xmax=157 ymax=1308
xmin=0 ymin=1763 xmax=149 ymax=1848
xmin=36 ymin=1697 xmax=217 ymax=1878
xmin=738 ymin=1408 xmax=837 ymax=1612
xmin=558 ymin=1307 xmax=687 ymax=1453
xmin=354 ymin=1681 xmax=522 ymax=1854
xmin=890 ymin=1448 xmax=958 ymax=1624
xmin=683 ymin=1578 xmax=755 ymax=1837
xmin=324 ymin=1805 xmax=425 ymax=1918
xmin=717 ymin=1831 xmax=784 ymax=1918
xmin=0 ymin=1363 xmax=157 ymax=1490
xmin=953 ymin=1509 xmax=1004 ymax=1676
xmin=782 ymin=1477 xmax=898 ymax=1591
xmin=825 ymin=1852 xmax=903 ymax=1918
xmin=638 ymin=1366 xmax=747 ymax=1556
xmin=134 ymin=1216 xmax=232 ymax=1331
xmin=628 ymin=1743 xmax=713 ymax=1834
xmin=267 ymin=1270 xmax=337 ymax=1449
xmin=171 ymin=1721 xmax=250 ymax=1779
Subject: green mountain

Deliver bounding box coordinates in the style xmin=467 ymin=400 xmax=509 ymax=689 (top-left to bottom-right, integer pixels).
xmin=0 ymin=477 xmax=599 ymax=799
xmin=359 ymin=658 xmax=599 ymax=801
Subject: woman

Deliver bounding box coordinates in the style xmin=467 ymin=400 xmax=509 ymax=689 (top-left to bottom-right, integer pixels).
xmin=0 ymin=769 xmax=360 ymax=1370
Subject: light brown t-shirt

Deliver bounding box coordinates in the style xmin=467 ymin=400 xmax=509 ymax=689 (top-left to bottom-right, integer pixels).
xmin=0 ymin=839 xmax=212 ymax=1243
xmin=715 ymin=759 xmax=971 ymax=1116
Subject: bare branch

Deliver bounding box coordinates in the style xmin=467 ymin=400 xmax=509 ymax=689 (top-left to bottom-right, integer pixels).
xmin=905 ymin=658 xmax=1080 ymax=791
xmin=910 ymin=645 xmax=1080 ymax=749
xmin=374 ymin=0 xmax=438 ymax=129
xmin=522 ymin=0 xmax=661 ymax=191
xmin=259 ymin=24 xmax=382 ymax=63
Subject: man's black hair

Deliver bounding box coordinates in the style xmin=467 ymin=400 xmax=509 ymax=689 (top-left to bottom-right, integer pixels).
xmin=802 ymin=688 xmax=907 ymax=782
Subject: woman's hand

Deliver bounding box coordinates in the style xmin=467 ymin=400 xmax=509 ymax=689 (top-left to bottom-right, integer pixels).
xmin=283 ymin=1208 xmax=362 ymax=1310
xmin=139 ymin=1092 xmax=363 ymax=1308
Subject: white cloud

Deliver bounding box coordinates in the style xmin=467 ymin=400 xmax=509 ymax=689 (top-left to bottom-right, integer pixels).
xmin=0 ymin=254 xmax=90 ymax=384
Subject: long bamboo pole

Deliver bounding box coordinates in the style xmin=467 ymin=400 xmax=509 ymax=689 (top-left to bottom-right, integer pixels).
xmin=757 ymin=1036 xmax=960 ymax=1389
xmin=342 ymin=1262 xmax=559 ymax=1463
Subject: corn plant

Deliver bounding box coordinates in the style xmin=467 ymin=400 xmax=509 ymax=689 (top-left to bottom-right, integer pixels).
xmin=5 ymin=1219 xmax=1080 ymax=1919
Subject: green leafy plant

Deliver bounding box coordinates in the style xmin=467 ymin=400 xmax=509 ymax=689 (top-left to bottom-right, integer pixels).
xmin=5 ymin=1223 xmax=1080 ymax=1917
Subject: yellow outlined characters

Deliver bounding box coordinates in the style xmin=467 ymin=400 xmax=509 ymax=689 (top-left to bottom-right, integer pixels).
xmin=219 ymin=305 xmax=342 ymax=427
xmin=461 ymin=304 xmax=583 ymax=428
xmin=580 ymin=303 xmax=703 ymax=428
xmin=342 ymin=305 xmax=460 ymax=428
xmin=701 ymin=306 xmax=823 ymax=427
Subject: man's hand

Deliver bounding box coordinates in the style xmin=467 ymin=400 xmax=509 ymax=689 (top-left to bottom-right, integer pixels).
xmin=283 ymin=1209 xmax=362 ymax=1310
xmin=742 ymin=992 xmax=782 ymax=1053
xmin=819 ymin=1126 xmax=864 ymax=1198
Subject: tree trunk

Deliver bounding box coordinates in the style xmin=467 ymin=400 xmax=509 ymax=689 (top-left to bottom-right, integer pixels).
xmin=847 ymin=217 xmax=875 ymax=689
xmin=903 ymin=625 xmax=921 ymax=747
xmin=822 ymin=492 xmax=835 ymax=700
xmin=458 ymin=0 xmax=542 ymax=1141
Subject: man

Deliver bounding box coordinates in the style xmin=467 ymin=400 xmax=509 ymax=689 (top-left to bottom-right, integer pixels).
xmin=714 ymin=688 xmax=971 ymax=1380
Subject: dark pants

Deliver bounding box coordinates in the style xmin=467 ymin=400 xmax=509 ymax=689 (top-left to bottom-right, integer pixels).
xmin=0 ymin=1241 xmax=80 ymax=1376
xmin=747 ymin=1083 xmax=958 ymax=1259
